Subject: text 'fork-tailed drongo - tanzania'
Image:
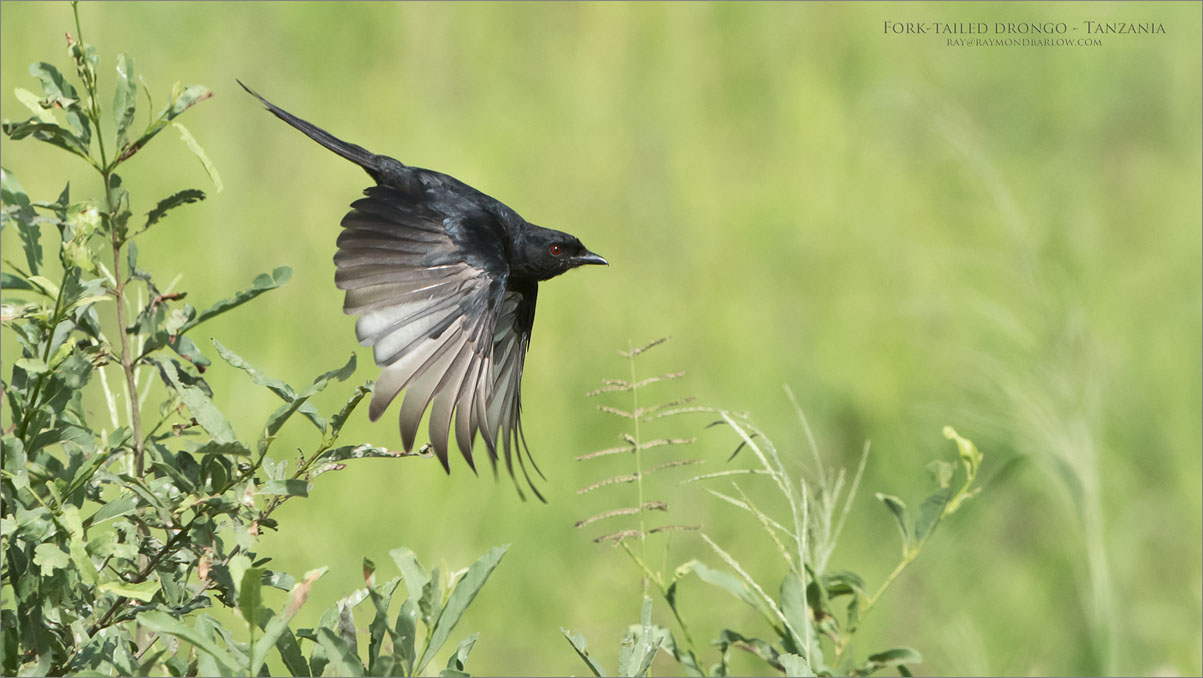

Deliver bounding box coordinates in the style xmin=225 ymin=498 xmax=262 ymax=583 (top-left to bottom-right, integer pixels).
xmin=241 ymin=82 xmax=607 ymax=501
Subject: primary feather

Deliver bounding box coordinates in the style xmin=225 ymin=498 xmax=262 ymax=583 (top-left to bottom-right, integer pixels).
xmin=242 ymin=82 xmax=607 ymax=500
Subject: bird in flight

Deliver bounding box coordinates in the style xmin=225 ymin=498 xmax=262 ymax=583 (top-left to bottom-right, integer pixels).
xmin=241 ymin=83 xmax=607 ymax=500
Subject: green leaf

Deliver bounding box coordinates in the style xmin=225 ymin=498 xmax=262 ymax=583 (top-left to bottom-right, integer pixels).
xmin=259 ymin=479 xmax=309 ymax=497
xmin=562 ymin=629 xmax=608 ymax=677
xmin=618 ymin=597 xmax=658 ymax=677
xmin=301 ymin=353 xmax=357 ymax=398
xmin=926 ymin=460 xmax=954 ymax=489
xmin=366 ymin=577 xmax=402 ymax=675
xmin=914 ymin=488 xmax=952 ymax=543
xmin=857 ymin=647 xmax=922 ymax=675
xmin=142 ymin=188 xmax=205 ymax=234
xmin=680 ymin=559 xmax=767 ymax=618
xmin=28 ymin=61 xmax=89 ymax=145
xmin=2 ymin=118 xmax=89 ymax=158
xmin=715 ymin=630 xmax=780 ymax=671
xmin=213 ymin=339 xmax=325 ymax=431
xmin=113 ymin=53 xmax=137 ymax=148
xmin=420 ymin=566 xmax=441 ymax=630
xmin=390 ymin=546 xmax=432 ymax=605
xmin=416 ymin=544 xmax=509 ymax=672
xmin=30 ymin=61 xmax=79 ymax=102
xmin=163 ymin=83 xmax=213 ymax=119
xmin=0 ymin=272 xmax=35 ymax=291
xmin=180 ymin=267 xmax=291 ymax=333
xmin=319 ymin=443 xmax=412 ymax=462
xmin=942 ymin=426 xmax=984 ymax=514
xmin=119 ymin=84 xmax=213 ymax=162
xmin=780 ymin=653 xmax=813 ymax=677
xmin=875 ymin=493 xmax=911 ymax=552
xmin=779 ymin=572 xmax=809 ymax=653
xmin=251 ymin=567 xmax=326 ymax=675
xmin=326 ymin=384 xmax=371 ymax=440
xmin=317 ymin=626 xmax=365 ymax=677
xmin=1 ymin=170 xmax=42 ymax=274
xmin=33 ymin=543 xmax=69 ymax=576
xmin=193 ymin=440 xmax=251 ymax=456
xmin=255 ymin=608 xmax=309 ymax=678
xmin=240 ymin=566 xmax=264 ymax=628
xmin=156 ymin=358 xmax=237 ymax=443
xmin=99 ymin=580 xmax=158 ymax=602
xmin=137 ymin=611 xmax=239 ymax=675
xmin=173 ymin=122 xmax=223 ymax=192
xmin=444 ymin=632 xmax=479 ymax=674
xmin=14 ymin=357 xmax=49 ymax=375
xmin=13 ymin=87 xmax=54 ymax=122
xmin=821 ymin=570 xmax=866 ymax=597
xmin=84 ymin=493 xmax=139 ymax=526
xmin=389 ymin=548 xmax=429 ymax=674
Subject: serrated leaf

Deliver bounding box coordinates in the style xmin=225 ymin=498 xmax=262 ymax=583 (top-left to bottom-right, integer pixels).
xmin=143 ymin=188 xmax=204 ymax=234
xmin=415 ymin=544 xmax=508 ymax=672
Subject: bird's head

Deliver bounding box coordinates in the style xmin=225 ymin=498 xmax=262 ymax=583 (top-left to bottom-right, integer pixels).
xmin=512 ymin=225 xmax=608 ymax=281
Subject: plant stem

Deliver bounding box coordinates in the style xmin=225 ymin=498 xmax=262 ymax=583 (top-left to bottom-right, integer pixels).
xmin=860 ymin=551 xmax=916 ymax=623
xmin=14 ymin=273 xmax=69 ymax=441
xmin=628 ymin=342 xmax=647 ymax=596
xmin=105 ymin=176 xmax=144 ymax=476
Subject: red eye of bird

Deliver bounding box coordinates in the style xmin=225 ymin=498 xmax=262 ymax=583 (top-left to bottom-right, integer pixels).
xmin=549 ymin=244 xmax=563 ymax=256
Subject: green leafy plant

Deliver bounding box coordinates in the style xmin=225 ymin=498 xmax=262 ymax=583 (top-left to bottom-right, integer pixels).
xmin=566 ymin=341 xmax=985 ymax=677
xmin=567 ymin=337 xmax=704 ymax=675
xmin=0 ymin=6 xmax=504 ymax=676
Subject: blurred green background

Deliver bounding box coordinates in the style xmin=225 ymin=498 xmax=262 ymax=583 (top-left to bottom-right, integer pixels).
xmin=3 ymin=2 xmax=1200 ymax=675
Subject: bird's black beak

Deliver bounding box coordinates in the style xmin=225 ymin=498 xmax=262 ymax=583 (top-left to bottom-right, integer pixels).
xmin=574 ymin=250 xmax=609 ymax=266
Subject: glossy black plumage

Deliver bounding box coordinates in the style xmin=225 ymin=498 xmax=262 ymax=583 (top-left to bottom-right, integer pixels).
xmin=242 ymin=83 xmax=607 ymax=500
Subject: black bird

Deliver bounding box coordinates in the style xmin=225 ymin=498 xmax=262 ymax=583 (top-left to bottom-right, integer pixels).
xmin=241 ymin=83 xmax=607 ymax=500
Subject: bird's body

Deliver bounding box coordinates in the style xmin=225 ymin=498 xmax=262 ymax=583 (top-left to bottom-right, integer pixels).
xmin=242 ymin=83 xmax=606 ymax=500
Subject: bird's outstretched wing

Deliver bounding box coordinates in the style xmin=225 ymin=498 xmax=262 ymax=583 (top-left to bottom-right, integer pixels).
xmin=336 ymin=185 xmax=544 ymax=499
